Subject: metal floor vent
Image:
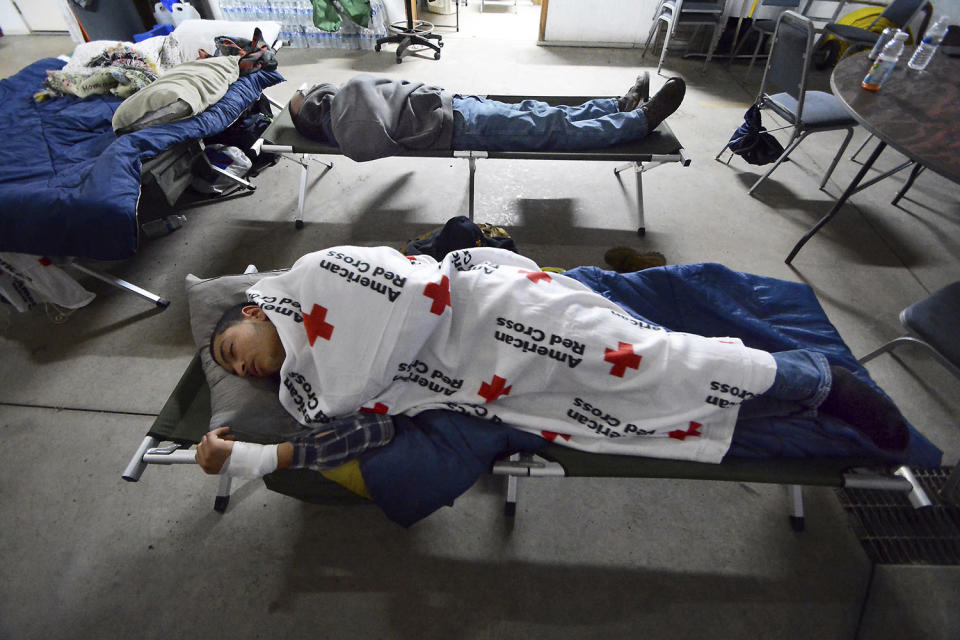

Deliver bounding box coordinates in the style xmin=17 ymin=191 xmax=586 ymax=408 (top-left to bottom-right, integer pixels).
xmin=835 ymin=467 xmax=960 ymax=565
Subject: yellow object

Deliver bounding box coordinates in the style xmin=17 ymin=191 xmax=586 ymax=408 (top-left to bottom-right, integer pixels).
xmin=824 ymin=8 xmax=912 ymax=58
xmin=320 ymin=459 xmax=371 ymax=499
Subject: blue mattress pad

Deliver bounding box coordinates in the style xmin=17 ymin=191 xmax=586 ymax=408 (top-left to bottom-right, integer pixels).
xmin=0 ymin=58 xmax=284 ymax=260
xmin=358 ymin=263 xmax=942 ymax=527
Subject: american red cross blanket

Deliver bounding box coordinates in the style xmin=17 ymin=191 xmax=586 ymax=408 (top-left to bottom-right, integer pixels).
xmin=247 ymin=246 xmax=778 ymax=463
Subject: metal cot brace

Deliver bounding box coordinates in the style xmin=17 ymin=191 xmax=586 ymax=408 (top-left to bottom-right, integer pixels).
xmin=254 ymin=95 xmax=692 ymax=236
xmin=124 ymin=349 xmax=934 ymax=527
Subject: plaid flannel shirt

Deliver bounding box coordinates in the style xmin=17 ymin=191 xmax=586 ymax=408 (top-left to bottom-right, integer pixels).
xmin=291 ymin=412 xmax=394 ymax=471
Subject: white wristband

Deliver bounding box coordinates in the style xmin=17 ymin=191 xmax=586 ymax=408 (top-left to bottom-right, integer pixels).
xmin=224 ymin=442 xmax=279 ymax=478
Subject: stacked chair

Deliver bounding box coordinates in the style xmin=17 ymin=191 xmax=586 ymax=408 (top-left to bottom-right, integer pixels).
xmin=642 ymin=0 xmax=726 ymax=74
xmin=727 ymin=0 xmax=803 ymax=73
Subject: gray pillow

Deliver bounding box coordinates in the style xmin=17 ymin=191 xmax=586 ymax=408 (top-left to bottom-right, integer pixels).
xmin=185 ymin=271 xmax=308 ymax=444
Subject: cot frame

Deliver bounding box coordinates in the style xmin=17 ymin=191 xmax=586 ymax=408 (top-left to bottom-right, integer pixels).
xmin=253 ymin=95 xmax=692 ymax=235
xmin=123 ymin=350 xmax=934 ymax=530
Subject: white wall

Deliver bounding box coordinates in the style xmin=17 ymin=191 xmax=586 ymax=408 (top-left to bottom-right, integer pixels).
xmin=0 ymin=0 xmax=29 ymax=35
xmin=543 ymin=0 xmax=659 ymax=45
xmin=932 ymin=0 xmax=960 ymax=22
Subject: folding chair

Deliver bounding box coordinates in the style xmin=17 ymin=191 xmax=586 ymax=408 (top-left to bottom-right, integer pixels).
xmin=859 ymin=282 xmax=960 ymax=381
xmin=859 ymin=281 xmax=960 ymax=506
xmin=716 ymin=11 xmax=857 ymax=195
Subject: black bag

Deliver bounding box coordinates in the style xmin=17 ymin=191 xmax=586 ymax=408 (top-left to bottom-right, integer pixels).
xmin=206 ymin=94 xmax=273 ymax=157
xmin=726 ymin=104 xmax=786 ymax=166
xmin=404 ymin=216 xmax=518 ymax=260
xmin=199 ymin=27 xmax=278 ymax=76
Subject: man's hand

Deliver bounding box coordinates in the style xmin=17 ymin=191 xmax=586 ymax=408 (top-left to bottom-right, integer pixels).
xmin=195 ymin=426 xmax=236 ymax=474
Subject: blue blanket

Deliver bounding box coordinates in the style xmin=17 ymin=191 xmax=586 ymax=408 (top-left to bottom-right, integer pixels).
xmin=0 ymin=59 xmax=284 ymax=260
xmin=360 ymin=263 xmax=942 ymax=527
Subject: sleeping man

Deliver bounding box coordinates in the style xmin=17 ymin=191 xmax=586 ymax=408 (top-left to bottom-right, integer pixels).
xmin=195 ymin=246 xmax=909 ymax=479
xmin=286 ymin=72 xmax=686 ymax=161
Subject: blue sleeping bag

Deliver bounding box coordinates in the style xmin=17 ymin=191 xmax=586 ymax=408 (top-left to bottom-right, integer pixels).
xmin=0 ymin=58 xmax=283 ymax=260
xmin=359 ymin=263 xmax=942 ymax=527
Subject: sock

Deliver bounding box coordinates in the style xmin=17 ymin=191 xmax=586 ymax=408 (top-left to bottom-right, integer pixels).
xmin=818 ymin=366 xmax=909 ymax=451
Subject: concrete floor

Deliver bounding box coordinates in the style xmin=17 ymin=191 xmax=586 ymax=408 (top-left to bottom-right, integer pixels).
xmin=1 ymin=4 xmax=959 ymax=638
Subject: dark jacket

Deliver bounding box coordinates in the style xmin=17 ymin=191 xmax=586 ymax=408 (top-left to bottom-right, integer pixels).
xmin=291 ymin=74 xmax=454 ymax=162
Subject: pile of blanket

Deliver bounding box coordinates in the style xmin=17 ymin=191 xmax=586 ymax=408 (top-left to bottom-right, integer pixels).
xmin=34 ymin=36 xmax=184 ymax=102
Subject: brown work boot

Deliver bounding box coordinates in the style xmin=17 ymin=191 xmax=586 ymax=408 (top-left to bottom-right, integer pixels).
xmin=640 ymin=77 xmax=685 ymax=131
xmin=603 ymin=247 xmax=667 ymax=273
xmin=617 ymin=72 xmax=650 ymax=112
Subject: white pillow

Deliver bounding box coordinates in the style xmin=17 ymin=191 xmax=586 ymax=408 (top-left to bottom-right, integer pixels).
xmin=172 ymin=19 xmax=281 ymax=61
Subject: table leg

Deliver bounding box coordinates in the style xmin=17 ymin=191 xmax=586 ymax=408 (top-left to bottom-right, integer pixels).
xmin=785 ymin=139 xmax=886 ymax=264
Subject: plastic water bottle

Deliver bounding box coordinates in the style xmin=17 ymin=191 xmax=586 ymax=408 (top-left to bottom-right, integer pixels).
xmin=868 ymin=27 xmax=895 ymax=60
xmin=862 ymin=30 xmax=907 ymax=91
xmin=298 ymin=0 xmax=312 ymax=26
xmin=141 ymin=214 xmax=187 ymax=238
xmin=908 ymin=16 xmax=950 ymax=70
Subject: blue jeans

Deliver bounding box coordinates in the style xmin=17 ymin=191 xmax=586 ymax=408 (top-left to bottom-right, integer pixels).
xmin=739 ymin=349 xmax=832 ymax=420
xmin=451 ymin=96 xmax=650 ymax=152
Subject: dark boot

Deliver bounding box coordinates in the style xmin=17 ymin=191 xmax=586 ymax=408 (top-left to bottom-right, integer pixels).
xmin=818 ymin=366 xmax=909 ymax=451
xmin=617 ymin=72 xmax=650 ymax=112
xmin=639 ymin=77 xmax=686 ymax=131
xmin=603 ymin=247 xmax=667 ymax=272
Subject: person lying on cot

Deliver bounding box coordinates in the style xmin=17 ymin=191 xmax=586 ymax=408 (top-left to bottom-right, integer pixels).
xmin=195 ymin=245 xmax=910 ymax=479
xmin=285 ymin=72 xmax=686 ymax=162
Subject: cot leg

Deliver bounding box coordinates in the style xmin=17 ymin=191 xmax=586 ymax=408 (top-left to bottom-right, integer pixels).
xmin=122 ymin=435 xmax=160 ymax=481
xmin=894 ymin=466 xmax=932 ymax=509
xmin=504 ymin=453 xmax=520 ymax=516
xmin=214 ymin=474 xmax=233 ymax=512
xmin=468 ymin=156 xmax=476 ymax=221
xmin=614 ymin=161 xmax=645 ymax=236
xmin=505 ymin=475 xmax=518 ymax=517
xmin=295 ymin=154 xmax=309 ymax=229
xmin=788 ymin=484 xmax=805 ymax=531
xmin=67 ymin=262 xmax=169 ymax=308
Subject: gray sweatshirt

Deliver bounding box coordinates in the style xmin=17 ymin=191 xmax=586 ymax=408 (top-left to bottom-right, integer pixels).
xmin=293 ymin=74 xmax=454 ymax=162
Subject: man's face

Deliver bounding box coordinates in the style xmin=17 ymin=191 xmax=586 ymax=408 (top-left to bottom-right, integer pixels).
xmin=212 ymin=306 xmax=285 ymax=378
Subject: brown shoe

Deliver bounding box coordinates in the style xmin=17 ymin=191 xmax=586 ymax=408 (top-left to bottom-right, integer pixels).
xmin=603 ymin=247 xmax=667 ymax=273
xmin=640 ymin=77 xmax=685 ymax=131
xmin=617 ymin=72 xmax=651 ymax=112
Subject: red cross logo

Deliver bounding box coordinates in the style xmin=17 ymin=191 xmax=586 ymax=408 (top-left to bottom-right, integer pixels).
xmin=360 ymin=403 xmax=389 ymax=414
xmin=478 ymin=374 xmax=512 ymax=403
xmin=541 ymin=430 xmax=571 ymax=442
xmin=519 ymin=269 xmax=552 ymax=284
xmin=669 ymin=421 xmax=702 ymax=441
xmin=423 ymin=276 xmax=452 ymax=315
xmin=604 ymin=342 xmax=642 ymax=377
xmin=302 ymin=304 xmax=334 ymax=346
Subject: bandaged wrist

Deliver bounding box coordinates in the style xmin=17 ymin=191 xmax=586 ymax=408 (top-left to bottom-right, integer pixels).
xmin=224 ymin=442 xmax=279 ymax=478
